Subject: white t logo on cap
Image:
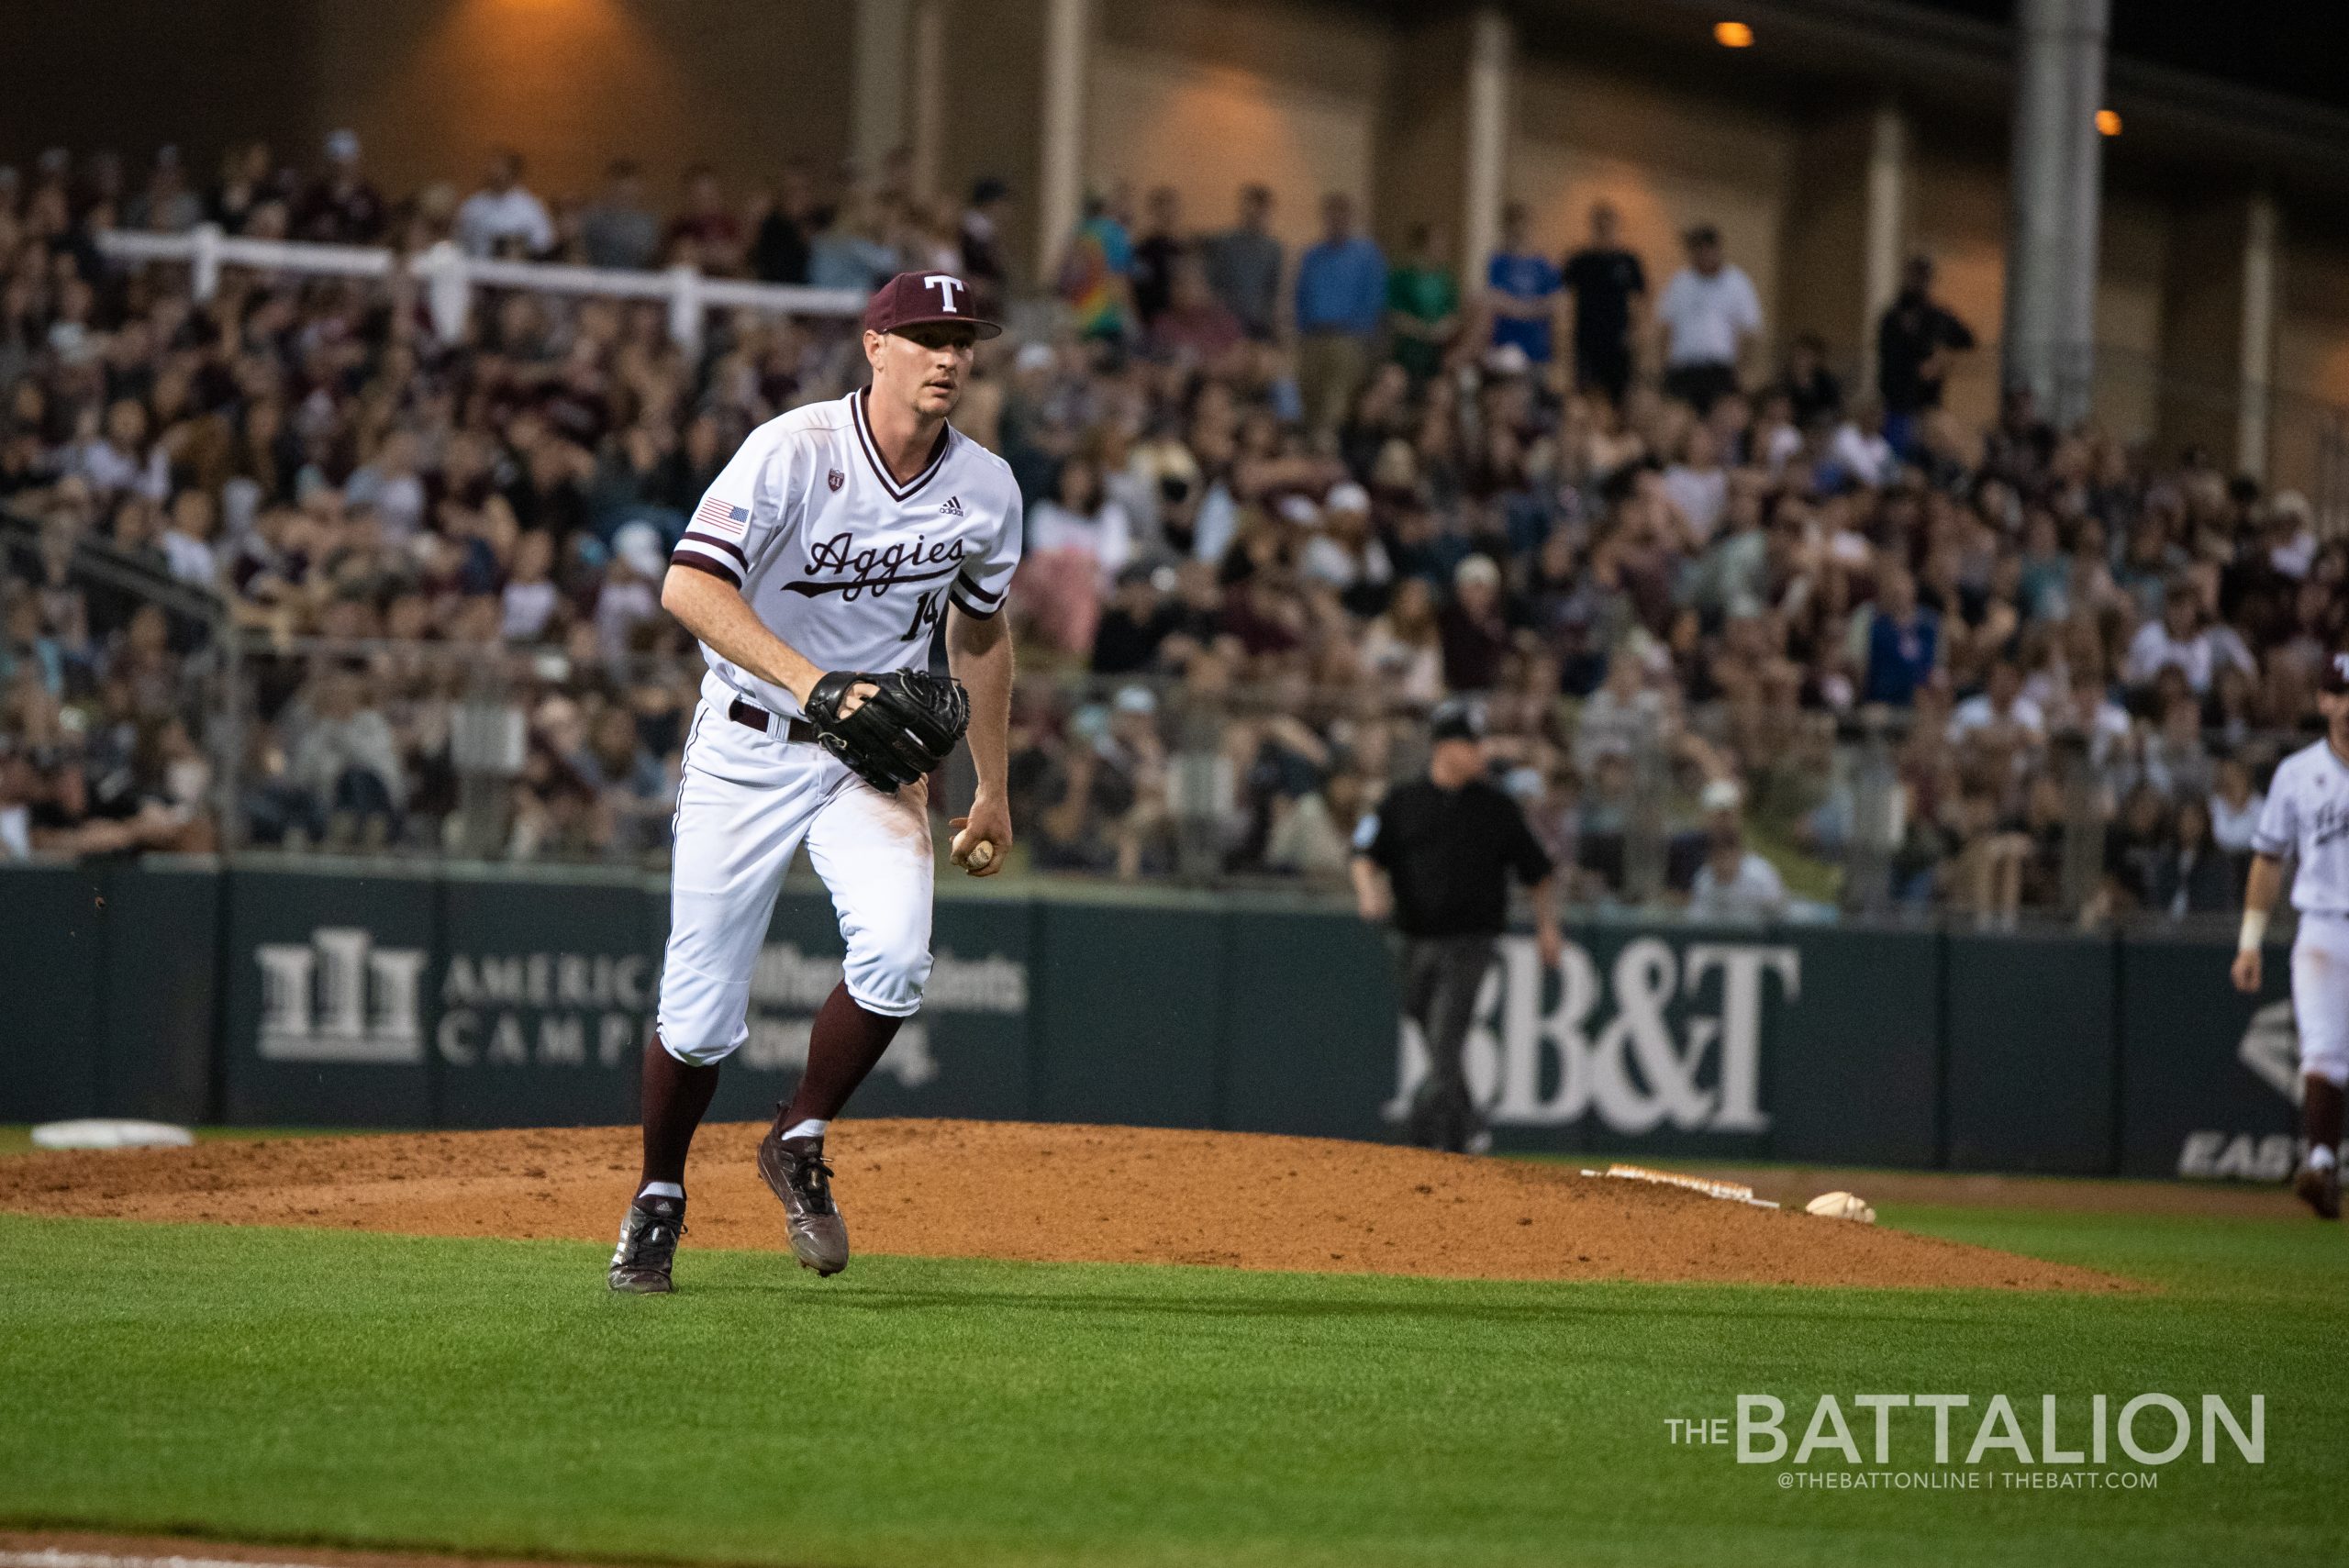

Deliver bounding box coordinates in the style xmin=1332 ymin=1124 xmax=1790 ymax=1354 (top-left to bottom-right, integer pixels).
xmin=924 ymin=275 xmax=964 ymax=313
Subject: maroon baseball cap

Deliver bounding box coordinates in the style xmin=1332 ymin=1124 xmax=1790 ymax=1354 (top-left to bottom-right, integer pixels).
xmin=2321 ymin=649 xmax=2349 ymax=694
xmin=861 ymin=272 xmax=1001 ymax=339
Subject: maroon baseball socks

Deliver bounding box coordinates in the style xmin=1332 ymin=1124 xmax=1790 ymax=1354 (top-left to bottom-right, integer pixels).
xmin=637 ymin=1033 xmax=720 ymax=1200
xmin=633 ymin=985 xmax=900 ymax=1196
xmin=2306 ymin=1075 xmax=2344 ymax=1173
xmin=774 ymin=982 xmax=905 ymax=1142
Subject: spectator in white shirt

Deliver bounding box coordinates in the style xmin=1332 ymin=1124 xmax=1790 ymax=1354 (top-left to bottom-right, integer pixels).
xmin=344 ymin=428 xmax=428 ymax=542
xmin=1830 ymin=398 xmax=1898 ymax=489
xmin=595 ymin=523 xmax=667 ymax=659
xmin=288 ymin=671 xmax=406 ymax=823
xmin=2207 ymin=754 xmax=2265 ymax=855
xmin=1688 ymin=783 xmax=1787 ymax=921
xmin=1749 ymin=389 xmax=1804 ymax=476
xmin=2047 ymin=670 xmax=2133 ymax=772
xmin=1358 ymin=577 xmax=1445 ymax=705
xmin=1298 ymin=483 xmax=1394 ymax=599
xmin=1660 ymin=424 xmax=1729 ymax=546
xmin=2143 ymin=691 xmax=2215 ymax=802
xmin=499 ymin=529 xmax=562 ymax=642
xmin=456 ymin=149 xmax=554 ymax=259
xmin=2263 ymin=491 xmax=2318 ymax=580
xmin=159 ymin=488 xmax=221 ymax=588
xmin=1947 ymin=660 xmax=2045 ymax=749
xmin=1654 ymin=225 xmax=1761 ymax=414
xmin=1029 ymin=458 xmax=1136 ymax=585
xmin=2122 ymin=581 xmax=2255 ymax=695
xmin=1575 ymin=646 xmax=1671 ymax=773
xmin=72 ymin=399 xmax=169 ymax=501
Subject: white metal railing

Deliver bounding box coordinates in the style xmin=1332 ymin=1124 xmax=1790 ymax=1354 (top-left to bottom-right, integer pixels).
xmin=95 ymin=225 xmax=865 ymax=354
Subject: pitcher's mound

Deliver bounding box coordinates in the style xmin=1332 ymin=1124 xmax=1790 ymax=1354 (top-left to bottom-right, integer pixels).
xmin=0 ymin=1119 xmax=2121 ymax=1291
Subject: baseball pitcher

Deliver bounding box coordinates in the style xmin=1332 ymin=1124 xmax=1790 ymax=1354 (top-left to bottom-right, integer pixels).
xmin=2232 ymin=650 xmax=2349 ymax=1219
xmin=610 ymin=272 xmax=1020 ymax=1291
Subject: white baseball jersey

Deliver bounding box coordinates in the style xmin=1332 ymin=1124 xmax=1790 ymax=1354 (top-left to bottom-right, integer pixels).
xmin=2252 ymin=739 xmax=2349 ymax=915
xmin=671 ymin=388 xmax=1023 ymax=720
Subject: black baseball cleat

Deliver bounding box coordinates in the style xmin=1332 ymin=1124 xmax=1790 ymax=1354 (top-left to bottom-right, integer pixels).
xmin=2292 ymin=1160 xmax=2341 ymax=1221
xmin=758 ymin=1129 xmax=851 ymax=1276
xmin=608 ymin=1193 xmax=687 ymax=1292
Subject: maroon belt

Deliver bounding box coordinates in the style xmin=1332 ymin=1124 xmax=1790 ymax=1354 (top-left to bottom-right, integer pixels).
xmin=729 ymin=698 xmax=818 ymax=743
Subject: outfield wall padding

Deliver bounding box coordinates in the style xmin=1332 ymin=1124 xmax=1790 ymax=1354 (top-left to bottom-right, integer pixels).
xmin=2116 ymin=928 xmax=2299 ymax=1181
xmin=0 ymin=863 xmax=2308 ymax=1180
xmin=1943 ymin=931 xmax=2119 ymax=1174
xmin=1765 ymin=927 xmax=1943 ymax=1170
xmin=0 ymin=864 xmax=107 ymax=1123
xmin=96 ymin=862 xmax=219 ymax=1123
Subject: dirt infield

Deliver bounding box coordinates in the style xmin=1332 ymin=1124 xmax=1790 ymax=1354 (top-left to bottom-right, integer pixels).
xmin=0 ymin=1118 xmax=2123 ymax=1291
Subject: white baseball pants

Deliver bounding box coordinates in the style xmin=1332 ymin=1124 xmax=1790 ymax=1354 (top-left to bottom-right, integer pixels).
xmin=656 ymin=690 xmax=935 ymax=1065
xmin=2294 ymin=911 xmax=2349 ymax=1088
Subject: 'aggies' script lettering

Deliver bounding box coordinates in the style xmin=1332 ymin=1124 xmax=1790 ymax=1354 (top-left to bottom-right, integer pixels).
xmin=788 ymin=530 xmax=967 ymax=601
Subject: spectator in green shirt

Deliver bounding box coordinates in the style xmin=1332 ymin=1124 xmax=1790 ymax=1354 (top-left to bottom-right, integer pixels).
xmin=1386 ymin=222 xmax=1459 ymax=385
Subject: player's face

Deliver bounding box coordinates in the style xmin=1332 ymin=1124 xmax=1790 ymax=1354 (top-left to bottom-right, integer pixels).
xmin=2321 ymin=689 xmax=2349 ymax=742
xmin=868 ymin=325 xmax=977 ymax=417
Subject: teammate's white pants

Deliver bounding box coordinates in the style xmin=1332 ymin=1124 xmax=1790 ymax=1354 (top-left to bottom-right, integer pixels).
xmin=2294 ymin=912 xmax=2349 ymax=1088
xmin=656 ymin=691 xmax=934 ymax=1065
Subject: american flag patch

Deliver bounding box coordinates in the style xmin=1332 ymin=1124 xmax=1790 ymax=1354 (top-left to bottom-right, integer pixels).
xmin=693 ymin=496 xmax=750 ymax=541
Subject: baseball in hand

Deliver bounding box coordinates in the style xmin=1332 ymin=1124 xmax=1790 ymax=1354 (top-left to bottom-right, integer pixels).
xmin=950 ymin=815 xmax=996 ymax=873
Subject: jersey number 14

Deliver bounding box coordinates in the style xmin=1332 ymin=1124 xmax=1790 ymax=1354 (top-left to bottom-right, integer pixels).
xmin=901 ymin=586 xmax=946 ymax=642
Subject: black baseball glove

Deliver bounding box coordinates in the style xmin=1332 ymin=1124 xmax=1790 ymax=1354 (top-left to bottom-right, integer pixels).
xmin=804 ymin=669 xmax=971 ymax=793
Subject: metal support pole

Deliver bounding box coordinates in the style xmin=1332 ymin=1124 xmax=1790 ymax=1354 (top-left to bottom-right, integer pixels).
xmin=212 ymin=622 xmax=244 ymax=857
xmin=1171 ymin=696 xmax=1228 ymax=885
xmin=1842 ymin=717 xmax=1898 ymax=917
xmin=1624 ymin=717 xmax=1667 ymax=907
xmin=1461 ymin=8 xmax=1512 ymax=284
xmin=2054 ymin=732 xmax=2102 ymax=924
xmin=191 ymin=223 xmax=222 ymax=302
xmin=2001 ymin=0 xmax=2108 ymax=427
xmin=854 ymin=0 xmax=911 ymax=180
xmin=2237 ymin=192 xmax=2278 ymax=482
xmin=2055 ymin=0 xmax=2107 ymax=424
xmin=667 ymin=264 xmax=705 ymax=358
xmin=1860 ymin=101 xmax=1907 ymax=363
xmin=1036 ymin=0 xmax=1090 ymax=280
xmin=417 ymin=242 xmax=471 ymax=342
xmin=909 ymin=0 xmax=948 ymax=206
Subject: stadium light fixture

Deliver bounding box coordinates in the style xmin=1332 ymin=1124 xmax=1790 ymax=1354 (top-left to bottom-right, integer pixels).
xmin=2096 ymin=108 xmax=2122 ymax=136
xmin=1714 ymin=21 xmax=1754 ymax=48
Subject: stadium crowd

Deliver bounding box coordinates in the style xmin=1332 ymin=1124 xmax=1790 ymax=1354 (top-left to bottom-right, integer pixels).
xmin=2 ymin=136 xmax=2343 ymax=922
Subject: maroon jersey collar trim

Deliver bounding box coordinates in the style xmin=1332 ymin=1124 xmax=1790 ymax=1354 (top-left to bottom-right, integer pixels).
xmin=851 ymin=387 xmax=953 ymax=502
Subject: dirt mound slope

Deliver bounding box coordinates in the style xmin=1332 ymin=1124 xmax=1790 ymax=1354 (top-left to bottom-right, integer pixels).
xmin=0 ymin=1118 xmax=2121 ymax=1291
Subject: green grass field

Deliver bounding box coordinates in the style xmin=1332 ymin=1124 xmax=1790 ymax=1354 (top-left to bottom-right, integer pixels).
xmin=1 ymin=1198 xmax=2343 ymax=1568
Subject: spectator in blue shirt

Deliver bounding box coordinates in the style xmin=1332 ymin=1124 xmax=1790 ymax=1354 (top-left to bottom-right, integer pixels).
xmin=1294 ymin=192 xmax=1386 ymax=439
xmin=1486 ymin=202 xmax=1562 ymax=369
xmin=1852 ymin=566 xmax=1941 ymax=706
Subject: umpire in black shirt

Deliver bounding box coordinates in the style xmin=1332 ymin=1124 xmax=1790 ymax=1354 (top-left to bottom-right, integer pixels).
xmin=1352 ymin=698 xmax=1561 ymax=1152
